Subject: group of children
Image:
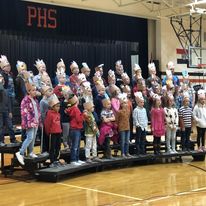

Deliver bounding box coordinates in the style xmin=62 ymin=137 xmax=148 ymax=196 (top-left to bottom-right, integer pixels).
xmin=0 ymin=55 xmax=206 ymax=168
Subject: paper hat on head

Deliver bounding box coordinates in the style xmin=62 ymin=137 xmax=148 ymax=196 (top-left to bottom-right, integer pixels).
xmin=115 ymin=60 xmax=122 ymax=66
xmin=57 ymin=58 xmax=65 ymax=71
xmin=148 ymin=62 xmax=156 ymax=71
xmin=41 ymin=71 xmax=51 ymax=83
xmin=122 ymin=85 xmax=131 ymax=93
xmin=183 ymin=91 xmax=190 ymax=99
xmin=108 ymin=69 xmax=115 ymax=81
xmin=56 ymin=68 xmax=66 ymax=78
xmin=0 ymin=55 xmax=10 ymax=69
xmin=41 ymin=85 xmax=52 ymax=95
xmin=48 ymin=94 xmax=60 ymax=108
xmin=34 ymin=59 xmax=46 ymax=70
xmin=134 ymin=91 xmax=144 ymax=101
xmin=16 ymin=60 xmax=27 ymax=73
xmin=95 ymin=64 xmax=104 ymax=72
xmin=25 ymin=82 xmax=36 ymax=93
xmin=61 ymin=85 xmax=71 ymax=97
xmin=67 ymin=93 xmax=78 ymax=106
xmin=151 ymin=93 xmax=161 ymax=101
xmin=167 ymin=93 xmax=174 ymax=100
xmin=197 ymin=89 xmax=205 ymax=99
xmin=133 ymin=64 xmax=141 ymax=73
xmin=81 ymin=62 xmax=90 ymax=73
xmin=82 ymin=81 xmax=91 ymax=90
xmin=70 ymin=61 xmax=78 ymax=71
xmin=93 ymin=71 xmax=102 ymax=84
xmin=102 ymin=98 xmax=111 ymax=107
xmin=78 ymin=73 xmax=87 ymax=85
xmin=118 ymin=93 xmax=128 ymax=103
xmin=182 ymin=70 xmax=189 ymax=79
xmin=167 ymin=61 xmax=175 ymax=69
xmin=109 ymin=85 xmax=120 ymax=95
xmin=83 ymin=102 xmax=94 ymax=111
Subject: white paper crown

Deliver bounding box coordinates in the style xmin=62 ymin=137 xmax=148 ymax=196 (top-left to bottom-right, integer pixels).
xmin=78 ymin=73 xmax=87 ymax=84
xmin=133 ymin=64 xmax=141 ymax=72
xmin=148 ymin=62 xmax=155 ymax=71
xmin=0 ymin=55 xmax=9 ymax=69
xmin=57 ymin=58 xmax=65 ymax=69
xmin=108 ymin=69 xmax=115 ymax=77
xmin=118 ymin=92 xmax=128 ymax=102
xmin=70 ymin=61 xmax=78 ymax=70
xmin=16 ymin=60 xmax=27 ymax=72
xmin=56 ymin=67 xmax=66 ymax=78
xmin=82 ymin=62 xmax=89 ymax=69
xmin=34 ymin=59 xmax=46 ymax=70
xmin=115 ymin=60 xmax=122 ymax=66
xmin=82 ymin=81 xmax=91 ymax=88
xmin=97 ymin=64 xmax=104 ymax=68
xmin=134 ymin=91 xmax=144 ymax=100
xmin=167 ymin=61 xmax=175 ymax=69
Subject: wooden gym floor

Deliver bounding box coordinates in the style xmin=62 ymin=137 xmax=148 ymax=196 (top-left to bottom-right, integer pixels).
xmin=1 ymin=135 xmax=206 ymax=206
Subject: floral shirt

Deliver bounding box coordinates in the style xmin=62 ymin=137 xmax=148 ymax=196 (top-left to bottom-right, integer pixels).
xmin=21 ymin=95 xmax=41 ymax=129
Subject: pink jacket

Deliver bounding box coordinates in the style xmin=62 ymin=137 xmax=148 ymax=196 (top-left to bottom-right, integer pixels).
xmin=21 ymin=95 xmax=41 ymax=129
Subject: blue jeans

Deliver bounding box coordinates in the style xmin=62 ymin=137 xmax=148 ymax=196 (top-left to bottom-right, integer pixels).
xmin=120 ymin=130 xmax=130 ymax=155
xmin=20 ymin=127 xmax=38 ymax=155
xmin=135 ymin=127 xmax=146 ymax=155
xmin=70 ymin=129 xmax=81 ymax=162
xmin=0 ymin=111 xmax=15 ymax=143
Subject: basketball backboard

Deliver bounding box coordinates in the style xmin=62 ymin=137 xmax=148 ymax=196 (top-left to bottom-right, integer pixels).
xmin=189 ymin=46 xmax=206 ymax=68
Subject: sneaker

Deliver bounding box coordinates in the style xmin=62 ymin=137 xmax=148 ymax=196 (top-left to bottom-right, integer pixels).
xmin=126 ymin=153 xmax=132 ymax=158
xmin=92 ymin=157 xmax=101 ymax=162
xmin=0 ymin=142 xmax=6 ymax=147
xmin=202 ymin=146 xmax=206 ymax=151
xmin=198 ymin=147 xmax=203 ymax=152
xmin=121 ymin=154 xmax=126 ymax=158
xmin=71 ymin=161 xmax=81 ymax=166
xmin=49 ymin=162 xmax=58 ymax=168
xmin=86 ymin=158 xmax=92 ymax=163
xmin=78 ymin=160 xmax=85 ymax=164
xmin=172 ymin=149 xmax=178 ymax=154
xmin=16 ymin=151 xmax=25 ymax=165
xmin=29 ymin=152 xmax=38 ymax=158
xmin=10 ymin=140 xmax=19 ymax=144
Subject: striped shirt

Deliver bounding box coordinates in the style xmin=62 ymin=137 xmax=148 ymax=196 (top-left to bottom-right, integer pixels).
xmin=179 ymin=106 xmax=192 ymax=128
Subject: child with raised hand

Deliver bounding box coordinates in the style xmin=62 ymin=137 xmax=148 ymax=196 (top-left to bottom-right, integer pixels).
xmin=16 ymin=82 xmax=41 ymax=165
xmin=164 ymin=94 xmax=179 ymax=153
xmin=44 ymin=95 xmax=62 ymax=167
xmin=116 ymin=93 xmax=132 ymax=158
xmin=193 ymin=89 xmax=206 ymax=152
xmin=65 ymin=94 xmax=85 ymax=165
xmin=151 ymin=95 xmax=165 ymax=155
xmin=83 ymin=102 xmax=99 ymax=163
xmin=133 ymin=92 xmax=148 ymax=155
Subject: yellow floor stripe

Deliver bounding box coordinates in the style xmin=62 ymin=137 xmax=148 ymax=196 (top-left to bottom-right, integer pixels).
xmin=58 ymin=182 xmax=143 ymax=201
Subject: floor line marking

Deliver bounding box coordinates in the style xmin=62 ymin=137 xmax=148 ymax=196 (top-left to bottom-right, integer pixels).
xmin=57 ymin=182 xmax=143 ymax=201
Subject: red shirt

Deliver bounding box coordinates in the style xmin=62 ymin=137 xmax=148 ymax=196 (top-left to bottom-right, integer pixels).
xmin=66 ymin=105 xmax=84 ymax=129
xmin=44 ymin=110 xmax=62 ymax=135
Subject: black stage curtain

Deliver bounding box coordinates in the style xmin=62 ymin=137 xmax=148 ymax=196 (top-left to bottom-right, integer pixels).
xmin=0 ymin=0 xmax=148 ymax=79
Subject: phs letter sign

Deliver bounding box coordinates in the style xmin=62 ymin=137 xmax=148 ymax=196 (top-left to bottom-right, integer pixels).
xmin=27 ymin=6 xmax=57 ymax=29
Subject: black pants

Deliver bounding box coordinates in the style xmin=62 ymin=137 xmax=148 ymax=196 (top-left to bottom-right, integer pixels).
xmin=49 ymin=133 xmax=61 ymax=163
xmin=196 ymin=127 xmax=206 ymax=147
xmin=181 ymin=127 xmax=191 ymax=150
